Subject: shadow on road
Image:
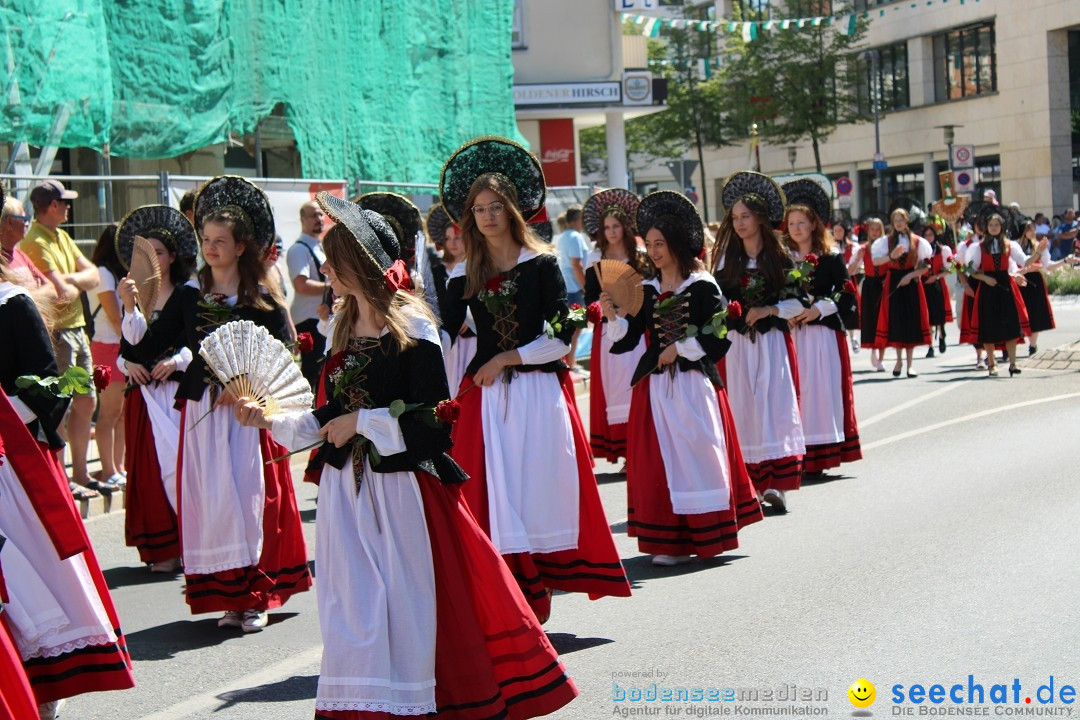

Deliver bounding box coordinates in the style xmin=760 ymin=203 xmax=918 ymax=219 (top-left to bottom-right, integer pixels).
xmin=801 ymin=471 xmax=855 ymax=486
xmin=596 ymin=472 xmax=627 ymax=486
xmin=214 ymin=673 xmax=319 ymax=708
xmin=103 ymin=565 xmax=184 ymax=590
xmin=620 ymin=553 xmax=747 ymax=586
xmin=124 ymin=613 xmax=300 ymax=661
xmin=546 ymin=632 xmax=615 ymax=655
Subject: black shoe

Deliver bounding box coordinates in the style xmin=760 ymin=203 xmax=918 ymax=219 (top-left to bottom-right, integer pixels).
xmin=925 ymin=347 xmax=935 ymax=358
xmin=1028 ymin=345 xmax=1037 ymax=356
xmin=1009 ymin=364 xmax=1021 ymax=376
xmin=939 ymin=334 xmax=947 ymax=353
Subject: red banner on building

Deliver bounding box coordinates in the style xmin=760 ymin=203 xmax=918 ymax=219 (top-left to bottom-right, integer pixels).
xmin=539 ymin=118 xmax=576 ymax=186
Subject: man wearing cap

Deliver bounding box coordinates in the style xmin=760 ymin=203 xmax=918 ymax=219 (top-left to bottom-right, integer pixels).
xmin=19 ymin=179 xmax=101 ymax=492
xmin=982 ymin=189 xmax=999 ymax=206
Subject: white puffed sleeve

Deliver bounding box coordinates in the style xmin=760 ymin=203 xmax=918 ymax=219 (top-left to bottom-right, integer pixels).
xmin=870 ymin=236 xmax=891 ymax=261
xmin=355 ymin=408 xmax=407 ymax=456
xmin=122 ymin=308 xmax=149 ymax=344
xmin=674 ymin=336 xmax=706 ymax=361
xmin=776 ymin=299 xmax=805 ymax=319
xmin=269 ymin=411 xmax=323 ymax=452
xmin=517 ymin=334 xmax=571 ymax=366
xmin=812 ymin=298 xmax=838 ymax=318
xmin=173 ymin=346 xmax=193 ymax=371
xmin=604 ymin=315 xmax=629 ymax=342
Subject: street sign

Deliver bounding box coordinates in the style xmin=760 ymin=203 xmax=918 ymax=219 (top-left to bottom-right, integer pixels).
xmin=836 ymin=177 xmax=853 ymax=196
xmin=665 ymin=159 xmax=698 ymax=185
xmin=955 ymin=170 xmax=975 ymax=194
xmin=838 ymin=195 xmax=853 ymax=208
xmin=873 ymin=152 xmax=885 ymax=162
xmin=872 ymin=160 xmax=888 ymax=171
xmin=951 ymin=144 xmax=975 ymax=169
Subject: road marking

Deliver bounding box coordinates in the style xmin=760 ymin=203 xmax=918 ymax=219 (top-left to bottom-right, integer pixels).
xmin=135 ymin=646 xmax=323 ymax=720
xmin=858 ymin=381 xmax=968 ymax=428
xmin=861 ymin=391 xmax=1080 ymax=451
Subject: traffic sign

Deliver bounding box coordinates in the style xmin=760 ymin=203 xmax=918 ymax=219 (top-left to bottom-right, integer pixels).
xmin=955 ymin=170 xmax=975 ymax=194
xmin=951 ymin=144 xmax=975 ymax=169
xmin=872 ymin=160 xmax=888 ymax=171
xmin=836 ymin=177 xmax=853 ymax=196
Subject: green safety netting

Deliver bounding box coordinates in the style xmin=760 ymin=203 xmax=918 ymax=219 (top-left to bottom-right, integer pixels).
xmin=0 ymin=0 xmax=524 ymax=181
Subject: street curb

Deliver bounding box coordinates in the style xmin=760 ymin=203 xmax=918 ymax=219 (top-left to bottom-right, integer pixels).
xmin=76 ymin=489 xmax=127 ymax=520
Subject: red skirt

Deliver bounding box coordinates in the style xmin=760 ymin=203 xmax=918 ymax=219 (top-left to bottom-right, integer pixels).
xmin=177 ymin=410 xmax=313 ymax=614
xmin=874 ymin=268 xmax=931 ymax=349
xmin=803 ymin=330 xmax=862 ymax=473
xmin=316 ymin=475 xmax=579 ymax=720
xmin=959 ymin=292 xmax=978 ymax=345
xmin=0 ymin=623 xmax=37 ymax=719
xmin=123 ymin=388 xmax=180 ymax=563
xmin=625 ymin=377 xmax=762 ymax=557
xmin=15 ymin=446 xmax=135 ymax=704
xmin=451 ymin=371 xmax=631 ymax=620
xmin=589 ymin=331 xmax=628 ymax=462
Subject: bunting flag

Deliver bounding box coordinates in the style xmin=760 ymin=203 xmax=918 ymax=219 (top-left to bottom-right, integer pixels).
xmin=621 ymin=0 xmax=980 ymax=43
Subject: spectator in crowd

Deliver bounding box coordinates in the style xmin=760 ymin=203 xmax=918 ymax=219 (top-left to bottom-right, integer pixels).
xmin=1053 ymin=208 xmax=1078 ymax=260
xmin=179 ymin=189 xmax=196 ymax=225
xmin=983 ymin=189 xmax=999 ymax=206
xmin=0 ymin=194 xmax=51 ymax=292
xmin=286 ymin=200 xmax=330 ymax=392
xmin=1034 ymin=213 xmax=1051 ymax=239
xmin=88 ymin=224 xmax=127 ymax=493
xmin=555 ymin=204 xmax=591 ymax=376
xmin=18 ymin=179 xmax=100 ymax=497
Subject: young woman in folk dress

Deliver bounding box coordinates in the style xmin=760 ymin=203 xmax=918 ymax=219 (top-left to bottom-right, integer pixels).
xmin=0 ymin=190 xmax=134 ymax=718
xmin=234 ymin=191 xmax=577 ymax=720
xmin=854 ymin=216 xmax=887 ymax=372
xmin=122 ymin=176 xmax=311 ymax=631
xmin=871 ymin=208 xmax=932 ymax=378
xmin=711 ymin=171 xmax=808 ymax=514
xmin=956 ymin=212 xmax=989 ymax=370
xmin=920 ymin=217 xmax=955 ymax=358
xmin=582 ymin=187 xmax=648 ymax=467
xmin=967 ymin=211 xmax=1039 ymax=377
xmin=439 ymin=137 xmax=630 ymax=623
xmin=116 ymin=205 xmax=197 ymax=574
xmin=1015 ymin=219 xmax=1076 ymax=355
xmin=780 ymin=179 xmax=862 ymax=476
xmin=603 ymin=190 xmax=761 ymax=565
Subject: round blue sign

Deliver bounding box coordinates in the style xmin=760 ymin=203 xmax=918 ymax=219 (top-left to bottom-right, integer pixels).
xmin=836 ymin=177 xmax=853 ymax=195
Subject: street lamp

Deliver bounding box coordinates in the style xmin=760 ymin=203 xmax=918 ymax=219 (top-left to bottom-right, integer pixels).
xmin=934 ymin=124 xmax=963 ymax=175
xmin=786 ymin=146 xmax=798 ymax=172
xmin=861 ymin=49 xmax=887 ymax=212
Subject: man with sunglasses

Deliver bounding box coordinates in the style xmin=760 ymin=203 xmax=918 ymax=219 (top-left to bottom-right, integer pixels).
xmin=0 ymin=193 xmax=50 ymax=292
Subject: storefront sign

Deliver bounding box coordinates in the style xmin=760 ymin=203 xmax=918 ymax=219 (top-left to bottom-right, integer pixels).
xmin=514 ymin=82 xmax=621 ymax=107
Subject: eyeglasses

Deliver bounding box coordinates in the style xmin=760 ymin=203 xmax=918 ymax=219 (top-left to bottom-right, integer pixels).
xmin=5 ymin=215 xmax=30 ymax=225
xmin=471 ymin=202 xmax=505 ymax=218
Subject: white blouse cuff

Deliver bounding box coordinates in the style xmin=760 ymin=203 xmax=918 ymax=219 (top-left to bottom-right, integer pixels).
xmin=270 ymin=411 xmax=323 ymax=452
xmin=605 ymin=315 xmax=629 ymax=342
xmin=10 ymin=396 xmax=36 ymax=424
xmin=777 ymin=299 xmax=805 ymax=320
xmin=173 ymin=347 xmax=193 ymax=372
xmin=813 ymin=298 xmax=838 ymax=318
xmin=517 ymin=334 xmax=570 ymax=366
xmin=675 ymin=336 xmax=706 ymax=361
xmin=356 ymin=408 xmax=407 ymax=456
xmin=122 ymin=309 xmax=148 ymax=344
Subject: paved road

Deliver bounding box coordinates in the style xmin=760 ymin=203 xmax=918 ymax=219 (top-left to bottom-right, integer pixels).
xmin=65 ymin=299 xmax=1080 ymax=719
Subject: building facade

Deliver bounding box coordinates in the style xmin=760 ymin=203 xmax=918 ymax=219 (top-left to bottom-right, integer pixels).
xmin=628 ymin=0 xmax=1080 ymax=221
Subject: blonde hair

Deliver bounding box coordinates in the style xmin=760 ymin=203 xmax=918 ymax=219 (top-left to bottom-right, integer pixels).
xmin=323 ymin=224 xmax=435 ymax=355
xmin=459 ymin=173 xmax=552 ymax=298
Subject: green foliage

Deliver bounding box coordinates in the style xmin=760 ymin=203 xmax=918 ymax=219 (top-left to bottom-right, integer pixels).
xmin=15 ymin=367 xmax=91 ymax=398
xmin=716 ymin=1 xmax=869 ymax=171
xmin=1046 ymin=269 xmax=1080 ymax=295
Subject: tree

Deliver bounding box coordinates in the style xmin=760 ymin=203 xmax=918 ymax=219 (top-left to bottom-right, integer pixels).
xmin=717 ymin=1 xmax=869 ymax=173
xmin=580 ymin=7 xmax=732 ymax=221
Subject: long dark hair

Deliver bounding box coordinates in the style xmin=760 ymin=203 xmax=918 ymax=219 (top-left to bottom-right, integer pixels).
xmin=650 ymin=214 xmax=701 ymax=281
xmin=144 ymin=230 xmax=195 ymax=287
xmin=197 ymin=206 xmax=276 ymax=310
xmin=712 ymin=199 xmax=788 ymax=291
xmin=595 ymin=207 xmax=648 ymax=276
xmin=90 ymin=223 xmax=125 ymax=282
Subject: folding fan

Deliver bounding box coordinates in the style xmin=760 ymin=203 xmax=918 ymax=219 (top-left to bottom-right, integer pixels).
xmin=130 ymin=236 xmax=162 ymax=313
xmin=199 ymin=320 xmax=314 ymax=416
xmin=595 ymin=259 xmax=644 ymax=316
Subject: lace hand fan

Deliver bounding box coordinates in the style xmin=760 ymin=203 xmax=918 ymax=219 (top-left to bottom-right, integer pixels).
xmin=199 ymin=320 xmax=314 ymax=416
xmin=595 ymin=259 xmax=644 ymax=316
xmin=129 ymin=236 xmax=162 ymax=314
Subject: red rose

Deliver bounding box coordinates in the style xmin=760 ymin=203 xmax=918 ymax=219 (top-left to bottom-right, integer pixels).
xmin=484 ymin=275 xmax=505 ymax=293
xmin=570 ymin=303 xmax=582 ymax=311
xmin=727 ymin=300 xmax=743 ymax=320
xmin=843 ymin=279 xmax=858 ymax=294
xmin=586 ymin=302 xmax=603 ymax=324
xmin=435 ymin=399 xmax=461 ymax=424
xmin=656 ymin=291 xmax=674 ymax=303
xmin=93 ymin=365 xmax=112 ymax=392
xmin=740 ymin=274 xmax=752 ymax=288
xmin=297 ymin=332 xmax=315 ymax=353
xmin=804 ymin=253 xmax=819 ymax=266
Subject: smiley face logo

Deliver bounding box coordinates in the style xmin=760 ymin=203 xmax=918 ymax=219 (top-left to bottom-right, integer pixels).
xmin=848 ymin=679 xmax=876 ymax=709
